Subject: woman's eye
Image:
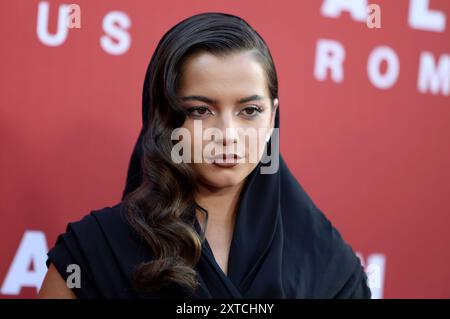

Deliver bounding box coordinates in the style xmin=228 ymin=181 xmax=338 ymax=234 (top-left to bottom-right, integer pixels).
xmin=186 ymin=105 xmax=262 ymax=119
xmin=187 ymin=106 xmax=212 ymax=118
xmin=239 ymin=106 xmax=263 ymax=118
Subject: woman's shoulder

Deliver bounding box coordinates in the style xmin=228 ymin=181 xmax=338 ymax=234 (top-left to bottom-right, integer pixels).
xmin=66 ymin=202 xmax=128 ymax=231
xmin=46 ymin=202 xmax=151 ymax=298
xmin=68 ymin=202 xmax=140 ymax=242
xmin=50 ymin=202 xmax=145 ymax=260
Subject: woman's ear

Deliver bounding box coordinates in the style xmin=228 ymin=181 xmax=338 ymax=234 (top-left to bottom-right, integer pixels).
xmin=270 ymin=98 xmax=279 ymax=126
xmin=273 ymin=98 xmax=279 ymax=110
xmin=267 ymin=98 xmax=279 ymax=142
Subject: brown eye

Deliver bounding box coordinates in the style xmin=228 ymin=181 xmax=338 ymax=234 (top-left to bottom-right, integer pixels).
xmin=239 ymin=106 xmax=263 ymax=118
xmin=196 ymin=107 xmax=208 ymax=114
xmin=187 ymin=106 xmax=212 ymax=118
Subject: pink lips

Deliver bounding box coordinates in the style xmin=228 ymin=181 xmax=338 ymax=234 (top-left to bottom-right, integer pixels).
xmin=213 ymin=162 xmax=239 ymax=168
xmin=209 ymin=153 xmax=243 ymax=168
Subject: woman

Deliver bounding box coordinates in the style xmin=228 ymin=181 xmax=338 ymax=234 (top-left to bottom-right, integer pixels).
xmin=38 ymin=12 xmax=371 ymax=299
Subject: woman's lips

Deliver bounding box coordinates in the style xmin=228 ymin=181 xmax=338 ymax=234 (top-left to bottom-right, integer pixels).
xmin=213 ymin=161 xmax=239 ymax=168
xmin=208 ymin=153 xmax=243 ymax=167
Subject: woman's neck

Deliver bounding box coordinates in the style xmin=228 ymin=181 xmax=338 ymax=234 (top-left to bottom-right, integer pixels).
xmin=194 ymin=180 xmax=245 ymax=232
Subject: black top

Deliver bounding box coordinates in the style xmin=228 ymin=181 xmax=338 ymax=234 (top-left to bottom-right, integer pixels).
xmin=46 ymin=155 xmax=371 ymax=299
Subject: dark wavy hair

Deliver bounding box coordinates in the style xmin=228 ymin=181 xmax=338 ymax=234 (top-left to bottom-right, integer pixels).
xmin=121 ymin=12 xmax=279 ymax=294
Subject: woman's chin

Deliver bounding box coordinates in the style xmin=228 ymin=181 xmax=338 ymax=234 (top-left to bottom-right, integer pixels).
xmin=201 ymin=176 xmax=243 ymax=189
xmin=197 ymin=169 xmax=245 ymax=189
xmin=193 ymin=162 xmax=258 ymax=191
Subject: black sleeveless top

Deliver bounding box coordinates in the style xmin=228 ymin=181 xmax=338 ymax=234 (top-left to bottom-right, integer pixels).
xmin=46 ymin=156 xmax=371 ymax=299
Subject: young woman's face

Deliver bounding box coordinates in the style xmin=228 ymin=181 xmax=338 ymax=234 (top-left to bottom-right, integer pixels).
xmin=176 ymin=50 xmax=279 ymax=191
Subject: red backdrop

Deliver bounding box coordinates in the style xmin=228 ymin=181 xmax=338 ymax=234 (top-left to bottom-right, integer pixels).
xmin=1 ymin=0 xmax=449 ymax=298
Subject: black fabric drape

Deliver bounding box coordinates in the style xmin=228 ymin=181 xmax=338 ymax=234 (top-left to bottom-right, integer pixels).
xmin=46 ymin=154 xmax=371 ymax=298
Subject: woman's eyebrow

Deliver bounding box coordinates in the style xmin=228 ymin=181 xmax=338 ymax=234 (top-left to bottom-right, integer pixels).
xmin=238 ymin=94 xmax=265 ymax=103
xmin=180 ymin=95 xmax=217 ymax=104
xmin=180 ymin=94 xmax=265 ymax=104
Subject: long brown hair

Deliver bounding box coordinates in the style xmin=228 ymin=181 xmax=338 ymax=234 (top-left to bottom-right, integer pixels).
xmin=122 ymin=12 xmax=279 ymax=294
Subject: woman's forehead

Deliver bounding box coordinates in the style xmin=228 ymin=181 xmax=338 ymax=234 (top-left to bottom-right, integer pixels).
xmin=178 ymin=51 xmax=269 ymax=101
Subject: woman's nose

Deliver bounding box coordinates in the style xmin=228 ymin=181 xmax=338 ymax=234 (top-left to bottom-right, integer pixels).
xmin=215 ymin=112 xmax=239 ymax=145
